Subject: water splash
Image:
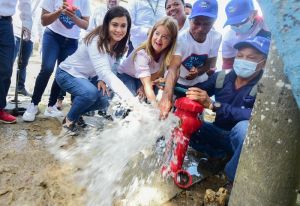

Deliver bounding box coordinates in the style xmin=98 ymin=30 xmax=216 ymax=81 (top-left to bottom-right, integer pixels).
xmin=46 ymin=103 xmax=179 ymax=206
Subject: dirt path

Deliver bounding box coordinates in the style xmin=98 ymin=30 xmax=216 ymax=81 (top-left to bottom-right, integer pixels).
xmin=0 ymin=118 xmax=85 ymax=206
xmin=0 ymin=117 xmax=227 ymax=206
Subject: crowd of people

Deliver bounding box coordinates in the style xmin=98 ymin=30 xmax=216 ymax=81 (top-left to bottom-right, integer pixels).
xmin=0 ymin=0 xmax=271 ymax=189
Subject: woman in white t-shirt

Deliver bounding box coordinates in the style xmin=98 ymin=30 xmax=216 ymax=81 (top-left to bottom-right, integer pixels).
xmin=23 ymin=0 xmax=90 ymax=122
xmin=117 ymin=16 xmax=178 ymax=105
xmin=55 ymin=6 xmax=135 ymax=134
xmin=165 ymin=0 xmax=189 ymax=32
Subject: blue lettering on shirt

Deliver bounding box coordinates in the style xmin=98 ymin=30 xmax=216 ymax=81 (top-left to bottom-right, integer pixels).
xmin=59 ymin=10 xmax=82 ymax=29
xmin=182 ymin=54 xmax=208 ymax=71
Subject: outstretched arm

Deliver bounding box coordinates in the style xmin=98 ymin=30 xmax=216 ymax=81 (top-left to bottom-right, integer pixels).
xmin=158 ymin=55 xmax=182 ymax=119
xmin=140 ymin=76 xmax=156 ymax=105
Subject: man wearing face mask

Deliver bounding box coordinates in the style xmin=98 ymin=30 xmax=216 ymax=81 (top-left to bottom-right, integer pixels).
xmin=222 ymin=0 xmax=271 ymax=71
xmin=186 ymin=36 xmax=270 ymax=185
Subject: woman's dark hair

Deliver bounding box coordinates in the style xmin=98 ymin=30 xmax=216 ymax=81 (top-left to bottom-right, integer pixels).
xmin=165 ymin=0 xmax=185 ymax=8
xmin=84 ymin=6 xmax=131 ymax=59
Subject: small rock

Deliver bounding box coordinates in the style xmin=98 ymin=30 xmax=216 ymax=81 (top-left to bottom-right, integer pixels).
xmin=204 ymin=187 xmax=229 ymax=206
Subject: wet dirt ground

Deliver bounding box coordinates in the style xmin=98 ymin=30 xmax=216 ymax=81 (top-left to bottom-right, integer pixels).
xmin=0 ymin=116 xmax=227 ymax=206
xmin=0 ymin=118 xmax=85 ymax=206
xmin=2 ymin=34 xmax=228 ymax=206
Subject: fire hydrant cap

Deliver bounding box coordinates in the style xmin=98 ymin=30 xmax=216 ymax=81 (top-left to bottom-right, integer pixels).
xmin=175 ymin=97 xmax=204 ymax=113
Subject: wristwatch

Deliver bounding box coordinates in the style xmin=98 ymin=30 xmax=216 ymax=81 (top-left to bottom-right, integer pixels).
xmin=212 ymin=101 xmax=221 ymax=112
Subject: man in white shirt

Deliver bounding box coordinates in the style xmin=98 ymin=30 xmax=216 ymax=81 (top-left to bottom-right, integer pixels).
xmin=222 ymin=0 xmax=271 ymax=70
xmin=127 ymin=0 xmax=166 ymax=49
xmin=158 ymin=0 xmax=221 ymax=118
xmin=0 ymin=0 xmax=32 ymax=123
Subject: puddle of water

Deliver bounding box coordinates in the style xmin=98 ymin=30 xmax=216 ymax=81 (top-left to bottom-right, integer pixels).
xmin=46 ymin=102 xmax=179 ymax=206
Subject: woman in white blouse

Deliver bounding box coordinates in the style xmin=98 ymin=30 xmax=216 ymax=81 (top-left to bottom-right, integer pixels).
xmin=117 ymin=16 xmax=178 ymax=106
xmin=56 ymin=6 xmax=135 ymax=135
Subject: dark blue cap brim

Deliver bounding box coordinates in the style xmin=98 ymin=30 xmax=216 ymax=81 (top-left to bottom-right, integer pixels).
xmin=223 ymin=12 xmax=251 ymax=27
xmin=189 ymin=12 xmax=217 ymax=19
xmin=234 ymin=42 xmax=267 ymax=56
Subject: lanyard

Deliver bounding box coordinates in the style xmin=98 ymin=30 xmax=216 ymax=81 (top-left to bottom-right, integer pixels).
xmin=146 ymin=0 xmax=159 ymax=16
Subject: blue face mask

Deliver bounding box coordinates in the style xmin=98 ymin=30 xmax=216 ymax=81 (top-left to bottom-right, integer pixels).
xmin=233 ymin=58 xmax=264 ymax=78
xmin=231 ymin=19 xmax=254 ymax=34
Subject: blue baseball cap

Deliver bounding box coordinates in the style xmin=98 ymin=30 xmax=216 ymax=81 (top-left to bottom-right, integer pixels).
xmin=234 ymin=36 xmax=271 ymax=57
xmin=224 ymin=0 xmax=254 ymax=27
xmin=189 ymin=0 xmax=218 ymax=20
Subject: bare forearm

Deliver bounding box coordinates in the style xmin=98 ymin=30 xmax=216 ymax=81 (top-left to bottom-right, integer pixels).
xmin=162 ymin=67 xmax=180 ymax=101
xmin=41 ymin=10 xmax=62 ymax=26
xmin=72 ymin=16 xmax=89 ymax=30
xmin=197 ymin=63 xmax=210 ymax=76
xmin=144 ymin=86 xmax=156 ymax=103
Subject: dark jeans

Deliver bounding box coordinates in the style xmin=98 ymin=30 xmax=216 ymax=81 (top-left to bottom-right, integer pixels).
xmin=0 ymin=17 xmax=14 ymax=109
xmin=117 ymin=73 xmax=142 ymax=96
xmin=31 ymin=28 xmax=78 ymax=106
xmin=56 ymin=68 xmax=109 ymax=122
xmin=190 ymin=121 xmax=249 ymax=182
xmin=13 ymin=36 xmax=33 ymax=90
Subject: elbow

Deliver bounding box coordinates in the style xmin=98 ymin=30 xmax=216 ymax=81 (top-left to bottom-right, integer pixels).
xmin=41 ymin=18 xmax=47 ymax=27
xmin=176 ymin=68 xmax=180 ymax=78
xmin=82 ymin=24 xmax=88 ymax=30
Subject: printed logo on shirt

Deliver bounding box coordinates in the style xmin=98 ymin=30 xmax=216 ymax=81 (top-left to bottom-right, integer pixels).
xmin=182 ymin=54 xmax=208 ymax=70
xmin=59 ymin=10 xmax=82 ymax=29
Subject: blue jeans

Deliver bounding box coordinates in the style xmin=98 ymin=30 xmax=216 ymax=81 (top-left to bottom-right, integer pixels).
xmin=13 ymin=36 xmax=33 ymax=90
xmin=56 ymin=68 xmax=109 ymax=122
xmin=189 ymin=120 xmax=249 ymax=182
xmin=31 ymin=28 xmax=78 ymax=106
xmin=0 ymin=17 xmax=14 ymax=109
xmin=117 ymin=73 xmax=142 ymax=96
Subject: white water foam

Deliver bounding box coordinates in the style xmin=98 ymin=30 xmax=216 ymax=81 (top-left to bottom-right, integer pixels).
xmin=46 ymin=103 xmax=179 ymax=206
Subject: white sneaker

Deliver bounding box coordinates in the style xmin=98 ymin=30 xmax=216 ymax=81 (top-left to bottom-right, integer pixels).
xmin=22 ymin=103 xmax=39 ymax=122
xmin=44 ymin=106 xmax=64 ymax=117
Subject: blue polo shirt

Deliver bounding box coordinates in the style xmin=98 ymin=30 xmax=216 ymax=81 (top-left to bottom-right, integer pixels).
xmin=200 ymin=70 xmax=263 ymax=130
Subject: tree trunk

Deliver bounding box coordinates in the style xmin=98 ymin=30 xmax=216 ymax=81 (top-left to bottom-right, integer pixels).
xmin=228 ymin=41 xmax=300 ymax=205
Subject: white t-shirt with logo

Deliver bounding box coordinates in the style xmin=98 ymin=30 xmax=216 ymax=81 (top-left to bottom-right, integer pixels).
xmin=222 ymin=17 xmax=268 ymax=59
xmin=41 ymin=0 xmax=90 ymax=39
xmin=179 ymin=16 xmax=190 ymax=34
xmin=118 ymin=49 xmax=163 ymax=78
xmin=174 ymin=29 xmax=222 ymax=86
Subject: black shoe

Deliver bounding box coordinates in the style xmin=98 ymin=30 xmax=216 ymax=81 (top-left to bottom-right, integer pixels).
xmin=197 ymin=156 xmax=229 ymax=175
xmin=77 ymin=116 xmax=87 ymax=128
xmin=114 ymin=108 xmax=131 ymax=119
xmin=83 ymin=110 xmax=95 ymax=117
xmin=62 ymin=117 xmax=79 ymax=136
xmin=17 ymin=88 xmax=32 ymax=97
xmin=98 ymin=110 xmax=113 ymax=121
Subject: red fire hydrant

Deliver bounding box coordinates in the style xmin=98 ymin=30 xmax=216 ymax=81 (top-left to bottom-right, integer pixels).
xmin=161 ymin=97 xmax=204 ymax=188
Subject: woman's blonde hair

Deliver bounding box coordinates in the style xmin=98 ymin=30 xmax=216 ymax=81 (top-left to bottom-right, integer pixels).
xmin=133 ymin=16 xmax=178 ymax=77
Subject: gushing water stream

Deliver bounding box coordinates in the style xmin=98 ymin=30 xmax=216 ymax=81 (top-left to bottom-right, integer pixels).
xmin=46 ymin=103 xmax=179 ymax=205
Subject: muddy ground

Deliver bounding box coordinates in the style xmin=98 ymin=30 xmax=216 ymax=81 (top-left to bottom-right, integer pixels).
xmin=0 ymin=116 xmax=227 ymax=206
xmin=2 ymin=40 xmax=228 ymax=206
